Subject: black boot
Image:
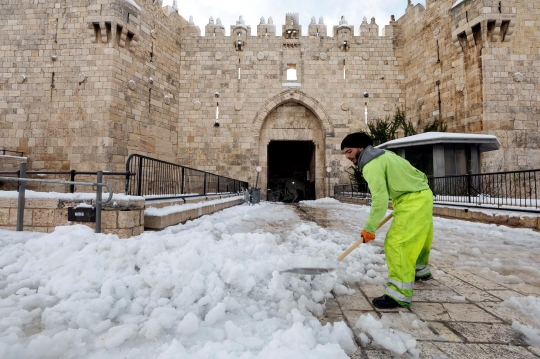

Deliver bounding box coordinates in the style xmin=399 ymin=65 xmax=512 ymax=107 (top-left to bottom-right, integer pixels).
xmin=372 ymin=295 xmax=400 ymax=309
xmin=415 ymin=274 xmax=433 ymax=282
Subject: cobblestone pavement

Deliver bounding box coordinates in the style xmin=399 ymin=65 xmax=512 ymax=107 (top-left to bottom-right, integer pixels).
xmin=320 ymin=258 xmax=540 ymax=358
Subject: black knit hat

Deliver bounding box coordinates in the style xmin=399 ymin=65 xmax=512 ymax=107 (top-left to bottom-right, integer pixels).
xmin=340 ymin=132 xmax=373 ymax=150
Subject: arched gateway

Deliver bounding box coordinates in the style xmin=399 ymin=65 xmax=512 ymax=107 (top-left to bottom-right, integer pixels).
xmin=254 ymin=91 xmax=332 ymax=201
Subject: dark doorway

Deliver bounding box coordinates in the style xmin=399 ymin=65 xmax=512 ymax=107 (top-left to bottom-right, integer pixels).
xmin=267 ymin=140 xmax=315 ymax=202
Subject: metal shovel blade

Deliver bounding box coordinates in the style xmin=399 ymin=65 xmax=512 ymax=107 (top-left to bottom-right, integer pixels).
xmin=280 ymin=267 xmax=336 ymax=275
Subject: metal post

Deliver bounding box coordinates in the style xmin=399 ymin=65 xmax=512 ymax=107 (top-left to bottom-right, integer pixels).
xmin=203 ymin=173 xmax=207 ymax=196
xmin=137 ymin=156 xmax=143 ymax=196
xmin=255 ymin=172 xmax=259 ymax=189
xmin=124 ymin=170 xmax=130 ymax=195
xmin=327 ymin=173 xmax=330 ymax=197
xmin=16 ymin=162 xmax=27 ymax=231
xmin=69 ymin=170 xmax=76 ymax=193
xmin=181 ymin=167 xmax=185 ymax=194
xmin=467 ymin=173 xmax=471 ymax=204
xmin=96 ymin=171 xmax=103 ymax=233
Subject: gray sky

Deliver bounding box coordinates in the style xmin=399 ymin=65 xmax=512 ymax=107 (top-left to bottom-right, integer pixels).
xmin=161 ymin=0 xmax=422 ymax=36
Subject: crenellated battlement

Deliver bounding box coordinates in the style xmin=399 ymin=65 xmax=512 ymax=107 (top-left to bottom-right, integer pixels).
xmin=187 ymin=13 xmax=391 ymax=39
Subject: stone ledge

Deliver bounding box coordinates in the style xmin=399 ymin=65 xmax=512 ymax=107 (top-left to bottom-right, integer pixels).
xmin=145 ymin=198 xmax=245 ymax=230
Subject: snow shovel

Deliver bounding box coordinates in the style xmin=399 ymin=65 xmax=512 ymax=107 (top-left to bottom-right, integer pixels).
xmin=281 ymin=212 xmax=394 ymax=275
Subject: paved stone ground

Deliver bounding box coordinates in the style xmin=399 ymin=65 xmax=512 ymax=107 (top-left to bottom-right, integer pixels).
xmin=320 ymin=258 xmax=540 ymax=358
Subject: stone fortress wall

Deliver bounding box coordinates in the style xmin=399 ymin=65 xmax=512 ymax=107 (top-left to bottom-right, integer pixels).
xmin=1 ymin=0 xmax=538 ymax=198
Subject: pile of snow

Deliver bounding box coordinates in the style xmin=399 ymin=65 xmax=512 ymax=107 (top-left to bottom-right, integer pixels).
xmin=0 ymin=201 xmax=363 ymax=358
xmin=502 ymin=296 xmax=540 ymax=347
xmin=355 ymin=313 xmax=419 ymax=357
xmin=2 ymin=195 xmax=540 ymax=357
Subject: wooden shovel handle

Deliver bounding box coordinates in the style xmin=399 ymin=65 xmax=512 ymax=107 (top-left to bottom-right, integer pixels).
xmin=336 ymin=212 xmax=393 ymax=262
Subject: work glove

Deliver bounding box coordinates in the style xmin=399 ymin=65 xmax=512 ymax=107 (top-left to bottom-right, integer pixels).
xmin=361 ymin=230 xmax=375 ymax=243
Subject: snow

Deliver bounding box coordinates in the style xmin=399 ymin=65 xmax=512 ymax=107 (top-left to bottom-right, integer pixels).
xmin=377 ymin=131 xmax=500 ymax=151
xmin=452 ymin=0 xmax=465 ymax=9
xmin=124 ymin=0 xmax=141 ymax=10
xmin=1 ymin=198 xmax=539 ymax=357
xmin=145 ymin=196 xmax=243 ymax=216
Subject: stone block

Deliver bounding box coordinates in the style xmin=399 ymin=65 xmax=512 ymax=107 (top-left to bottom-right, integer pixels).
xmin=101 ymin=210 xmax=118 ymax=229
xmin=25 ymin=198 xmax=59 ymax=209
xmin=118 ymin=210 xmax=140 ymax=228
xmin=54 ymin=209 xmax=69 ymax=226
xmin=0 ymin=208 xmax=9 ymax=225
xmin=0 ymin=198 xmax=17 ymax=207
xmin=32 ymin=208 xmax=56 ymax=226
xmin=9 ymin=208 xmax=32 ymax=226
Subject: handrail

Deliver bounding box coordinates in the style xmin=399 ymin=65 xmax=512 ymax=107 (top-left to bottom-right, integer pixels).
xmin=0 ymin=164 xmax=114 ymax=233
xmin=0 ymin=177 xmax=114 ymax=205
xmin=125 ymin=153 xmax=248 ymax=199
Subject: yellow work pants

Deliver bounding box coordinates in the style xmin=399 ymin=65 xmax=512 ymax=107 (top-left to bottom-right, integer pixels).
xmin=384 ymin=188 xmax=433 ymax=307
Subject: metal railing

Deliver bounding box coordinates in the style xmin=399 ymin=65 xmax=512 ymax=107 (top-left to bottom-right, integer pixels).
xmin=429 ymin=169 xmax=539 ymax=210
xmin=0 ymin=163 xmax=113 ymax=233
xmin=0 ymin=169 xmax=132 ymax=193
xmin=334 ymin=183 xmax=370 ymax=199
xmin=125 ymin=154 xmax=248 ymax=199
xmin=334 ymin=169 xmax=540 ymax=212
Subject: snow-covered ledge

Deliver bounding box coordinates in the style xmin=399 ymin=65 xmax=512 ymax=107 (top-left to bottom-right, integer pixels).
xmin=0 ymin=191 xmax=145 ymax=238
xmin=144 ymin=195 xmax=244 ymax=230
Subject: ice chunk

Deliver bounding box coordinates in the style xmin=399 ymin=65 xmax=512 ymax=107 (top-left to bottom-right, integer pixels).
xmin=177 ymin=312 xmax=199 ymax=335
xmin=95 ymin=324 xmax=136 ymax=349
xmin=204 ymin=302 xmax=226 ymax=325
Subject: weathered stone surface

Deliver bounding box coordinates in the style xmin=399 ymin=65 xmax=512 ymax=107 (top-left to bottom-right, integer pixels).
xmin=2 ymin=0 xmax=537 ymax=199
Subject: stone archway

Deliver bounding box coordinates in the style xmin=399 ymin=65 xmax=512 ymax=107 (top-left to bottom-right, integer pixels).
xmin=256 ymin=97 xmax=327 ymax=200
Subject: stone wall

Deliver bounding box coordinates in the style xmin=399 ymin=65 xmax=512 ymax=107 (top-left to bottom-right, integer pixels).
xmin=1 ymin=0 xmax=539 ymax=201
xmin=396 ymin=0 xmax=539 ymax=171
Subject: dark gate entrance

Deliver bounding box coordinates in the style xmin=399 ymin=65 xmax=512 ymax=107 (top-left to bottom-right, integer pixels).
xmin=267 ymin=140 xmax=315 ymax=202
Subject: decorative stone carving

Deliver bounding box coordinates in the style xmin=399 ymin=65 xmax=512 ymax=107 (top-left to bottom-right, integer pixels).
xmin=341 ymin=102 xmax=350 ymax=111
xmin=193 ymin=101 xmax=202 ymax=110
xmin=310 ymin=16 xmax=316 ymax=25
xmin=268 ymin=16 xmax=273 ymax=24
xmin=77 ymin=73 xmax=86 ymax=84
xmin=17 ymin=74 xmax=26 ymax=84
xmin=319 ymin=17 xmax=324 ymax=25
xmin=215 ymin=52 xmax=223 ymax=60
xmin=417 ymin=98 xmax=424 ymax=107
xmin=383 ymin=102 xmax=392 ymax=111
xmin=319 ymin=52 xmax=327 ymax=60
xmin=128 ymin=80 xmax=136 ymax=90
xmin=234 ymin=102 xmax=243 ymax=110
xmin=257 ymin=51 xmax=265 ymax=60
xmin=362 ymin=52 xmax=369 ymax=60
xmin=513 ymin=72 xmax=524 ymax=82
xmin=260 ymin=17 xmax=265 ymax=25
xmin=433 ymin=27 xmax=440 ymax=37
xmin=456 ymin=82 xmax=464 ymax=92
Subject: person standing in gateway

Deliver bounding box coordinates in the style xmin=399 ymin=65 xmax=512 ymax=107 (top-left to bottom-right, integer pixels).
xmin=340 ymin=132 xmax=434 ymax=309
